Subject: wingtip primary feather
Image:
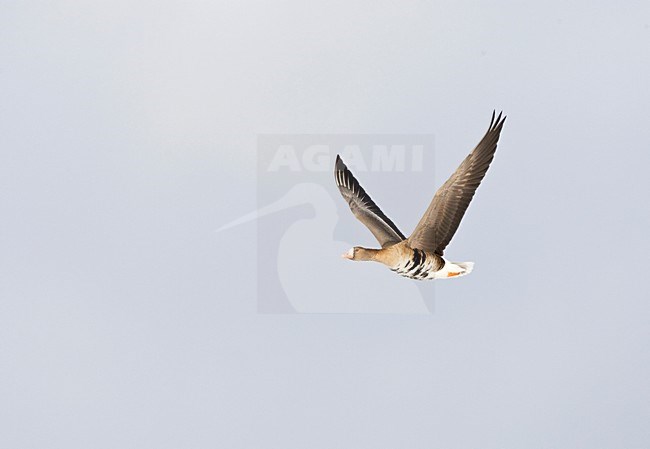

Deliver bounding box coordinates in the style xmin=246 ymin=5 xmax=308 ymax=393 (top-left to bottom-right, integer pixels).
xmin=334 ymin=156 xmax=355 ymax=190
xmin=489 ymin=110 xmax=507 ymax=132
xmin=335 ymin=154 xmax=346 ymax=171
xmin=334 ymin=154 xmax=346 ymax=186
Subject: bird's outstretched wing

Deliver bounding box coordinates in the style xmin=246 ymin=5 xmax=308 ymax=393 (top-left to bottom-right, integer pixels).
xmin=334 ymin=155 xmax=406 ymax=248
xmin=408 ymin=111 xmax=506 ymax=255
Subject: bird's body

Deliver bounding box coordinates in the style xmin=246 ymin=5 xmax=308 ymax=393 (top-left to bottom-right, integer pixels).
xmin=335 ymin=111 xmax=506 ymax=280
xmin=342 ymin=240 xmax=473 ymax=280
xmin=388 ymin=244 xmax=474 ymax=280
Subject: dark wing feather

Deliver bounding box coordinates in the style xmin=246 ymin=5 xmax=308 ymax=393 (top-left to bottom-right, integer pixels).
xmin=334 ymin=155 xmax=406 ymax=248
xmin=408 ymin=111 xmax=506 ymax=255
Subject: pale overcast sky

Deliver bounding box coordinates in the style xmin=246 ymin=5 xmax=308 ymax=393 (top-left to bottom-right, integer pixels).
xmin=1 ymin=1 xmax=649 ymax=448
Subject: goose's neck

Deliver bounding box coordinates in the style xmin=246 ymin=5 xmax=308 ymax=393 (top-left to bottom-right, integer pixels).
xmin=355 ymin=247 xmax=381 ymax=261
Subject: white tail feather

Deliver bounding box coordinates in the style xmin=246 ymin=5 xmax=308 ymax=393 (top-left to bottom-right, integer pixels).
xmin=435 ymin=261 xmax=474 ymax=279
xmin=454 ymin=262 xmax=474 ymax=275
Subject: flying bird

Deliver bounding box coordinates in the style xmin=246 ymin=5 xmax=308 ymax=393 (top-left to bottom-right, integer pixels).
xmin=335 ymin=111 xmax=506 ymax=280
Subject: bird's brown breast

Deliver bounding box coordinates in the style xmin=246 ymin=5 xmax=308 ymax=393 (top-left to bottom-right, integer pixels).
xmin=376 ymin=242 xmax=445 ymax=280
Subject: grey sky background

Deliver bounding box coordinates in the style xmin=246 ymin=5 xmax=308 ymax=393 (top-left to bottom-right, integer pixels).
xmin=1 ymin=1 xmax=650 ymax=448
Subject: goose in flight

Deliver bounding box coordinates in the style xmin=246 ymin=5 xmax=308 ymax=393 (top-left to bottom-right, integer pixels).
xmin=335 ymin=111 xmax=506 ymax=280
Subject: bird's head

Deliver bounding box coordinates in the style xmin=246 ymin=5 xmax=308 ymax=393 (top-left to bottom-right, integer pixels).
xmin=341 ymin=247 xmax=377 ymax=261
xmin=341 ymin=247 xmax=356 ymax=260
